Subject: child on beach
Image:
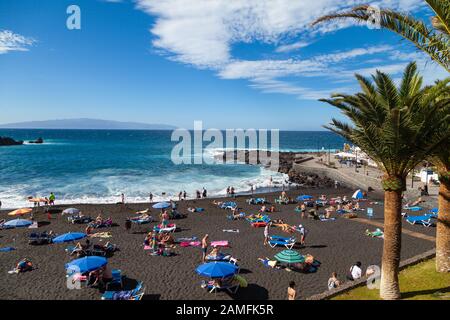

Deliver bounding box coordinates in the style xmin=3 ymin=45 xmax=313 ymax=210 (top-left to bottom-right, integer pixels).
xmin=328 ymin=272 xmax=341 ymax=290
xmin=287 ymin=281 xmax=297 ymax=300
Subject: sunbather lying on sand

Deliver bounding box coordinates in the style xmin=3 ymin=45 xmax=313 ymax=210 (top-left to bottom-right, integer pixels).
xmin=10 ymin=258 xmax=34 ymax=273
xmin=407 ymin=197 xmax=425 ymax=207
xmin=258 ymin=257 xmax=280 ymax=269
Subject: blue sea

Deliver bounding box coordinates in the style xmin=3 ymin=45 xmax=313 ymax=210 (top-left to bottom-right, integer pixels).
xmin=0 ymin=129 xmax=344 ymax=208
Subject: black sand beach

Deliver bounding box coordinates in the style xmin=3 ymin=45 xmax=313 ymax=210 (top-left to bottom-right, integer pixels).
xmin=0 ymin=188 xmax=436 ymax=300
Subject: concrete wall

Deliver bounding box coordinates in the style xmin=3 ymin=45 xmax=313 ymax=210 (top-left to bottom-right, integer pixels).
xmin=293 ymin=163 xmax=382 ymax=193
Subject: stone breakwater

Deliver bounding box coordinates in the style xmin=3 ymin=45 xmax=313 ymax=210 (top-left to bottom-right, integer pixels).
xmin=217 ymin=150 xmax=335 ymax=188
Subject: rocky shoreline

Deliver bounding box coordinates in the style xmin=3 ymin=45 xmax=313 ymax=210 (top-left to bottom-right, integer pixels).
xmin=0 ymin=136 xmax=23 ymax=146
xmin=217 ymin=150 xmax=336 ymax=188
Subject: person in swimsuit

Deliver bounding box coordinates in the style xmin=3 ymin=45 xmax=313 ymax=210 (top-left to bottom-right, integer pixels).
xmin=287 ymin=281 xmax=297 ymax=300
xmin=201 ymin=234 xmax=209 ymax=262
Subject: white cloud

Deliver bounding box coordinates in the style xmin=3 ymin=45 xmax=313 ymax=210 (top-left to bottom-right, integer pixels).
xmin=135 ymin=0 xmax=440 ymax=100
xmin=275 ymin=41 xmax=311 ymax=53
xmin=0 ymin=30 xmax=35 ymax=54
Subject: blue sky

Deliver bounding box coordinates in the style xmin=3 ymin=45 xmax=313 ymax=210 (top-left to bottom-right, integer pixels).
xmin=0 ymin=0 xmax=447 ymax=130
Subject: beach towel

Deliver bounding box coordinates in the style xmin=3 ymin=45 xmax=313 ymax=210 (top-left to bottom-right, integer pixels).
xmin=176 ymin=237 xmax=198 ymax=242
xmin=180 ymin=241 xmax=200 ymax=247
xmin=0 ymin=247 xmax=16 ymax=252
xmin=89 ymin=232 xmax=112 ymax=238
xmin=233 ymin=275 xmax=248 ymax=288
xmin=211 ymin=240 xmax=229 ymax=247
xmin=28 ymin=221 xmax=38 ymax=229
xmin=223 ymin=229 xmax=239 ymax=233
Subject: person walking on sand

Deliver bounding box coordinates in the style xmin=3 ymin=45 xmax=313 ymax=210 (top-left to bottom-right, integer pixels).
xmin=183 ymin=190 xmax=187 ymax=200
xmin=178 ymin=191 xmax=182 ymax=201
xmin=49 ymin=192 xmax=55 ymax=206
xmin=121 ymin=193 xmax=125 ymax=204
xmin=287 ymin=281 xmax=297 ymax=300
xmin=263 ymin=222 xmax=271 ymax=246
xmin=201 ymin=234 xmax=209 ymax=262
xmin=202 ymin=187 xmax=207 ymax=198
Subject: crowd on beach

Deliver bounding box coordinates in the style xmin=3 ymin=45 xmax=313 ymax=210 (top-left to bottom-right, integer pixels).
xmin=2 ymin=180 xmax=431 ymax=300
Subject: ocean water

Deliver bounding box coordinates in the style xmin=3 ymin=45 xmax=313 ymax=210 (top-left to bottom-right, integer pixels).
xmin=0 ymin=129 xmax=344 ymax=208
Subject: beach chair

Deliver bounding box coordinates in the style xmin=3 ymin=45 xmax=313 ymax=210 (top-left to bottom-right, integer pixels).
xmin=101 ymin=282 xmax=144 ymax=300
xmin=106 ymin=269 xmax=123 ymax=290
xmin=201 ymin=279 xmax=239 ymax=294
xmin=405 ymin=215 xmax=434 ymax=227
xmin=268 ymin=236 xmax=296 ymax=249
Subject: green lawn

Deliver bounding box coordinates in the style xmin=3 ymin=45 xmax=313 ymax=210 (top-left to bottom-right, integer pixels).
xmin=332 ymin=259 xmax=450 ymax=300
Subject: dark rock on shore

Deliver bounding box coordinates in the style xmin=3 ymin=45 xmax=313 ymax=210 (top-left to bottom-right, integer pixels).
xmin=219 ymin=150 xmax=312 ymax=170
xmin=0 ymin=136 xmax=23 ymax=146
xmin=287 ymin=168 xmax=336 ymax=188
xmin=28 ymin=137 xmax=44 ymax=144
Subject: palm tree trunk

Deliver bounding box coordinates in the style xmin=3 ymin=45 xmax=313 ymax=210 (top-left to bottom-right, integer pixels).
xmin=436 ymin=181 xmax=450 ymax=272
xmin=380 ymin=189 xmax=402 ymax=300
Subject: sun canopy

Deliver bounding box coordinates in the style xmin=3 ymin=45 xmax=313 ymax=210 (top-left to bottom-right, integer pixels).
xmin=52 ymin=232 xmax=86 ymax=243
xmin=274 ymin=250 xmax=304 ymax=264
xmin=65 ymin=256 xmax=107 ymax=274
xmin=4 ymin=219 xmax=32 ymax=228
xmin=196 ymin=262 xmax=238 ymax=279
xmin=8 ymin=208 xmax=32 ymax=216
xmin=152 ymin=202 xmax=170 ymax=209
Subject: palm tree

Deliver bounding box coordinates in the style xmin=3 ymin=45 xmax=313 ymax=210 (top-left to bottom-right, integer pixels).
xmin=313 ymin=0 xmax=450 ymax=274
xmin=319 ymin=62 xmax=449 ymax=299
xmin=426 ymin=79 xmax=450 ymax=272
xmin=312 ymin=1 xmax=450 ymax=72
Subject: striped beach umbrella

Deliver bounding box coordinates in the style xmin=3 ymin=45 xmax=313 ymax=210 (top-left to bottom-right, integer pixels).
xmin=274 ymin=250 xmax=304 ymax=264
xmin=8 ymin=208 xmax=33 ymax=216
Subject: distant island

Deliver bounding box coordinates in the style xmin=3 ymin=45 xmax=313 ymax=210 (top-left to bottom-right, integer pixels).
xmin=0 ymin=118 xmax=176 ymax=130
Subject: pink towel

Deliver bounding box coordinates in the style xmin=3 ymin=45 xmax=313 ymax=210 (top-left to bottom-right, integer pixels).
xmin=211 ymin=240 xmax=229 ymax=247
xmin=180 ymin=241 xmax=201 ymax=247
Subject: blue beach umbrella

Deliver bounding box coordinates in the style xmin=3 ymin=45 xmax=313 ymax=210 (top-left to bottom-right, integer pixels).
xmin=4 ymin=219 xmax=32 ymax=228
xmin=52 ymin=232 xmax=86 ymax=243
xmin=196 ymin=262 xmax=238 ymax=279
xmin=296 ymin=195 xmax=313 ymax=201
xmin=152 ymin=202 xmax=170 ymax=209
xmin=65 ymin=256 xmax=107 ymax=274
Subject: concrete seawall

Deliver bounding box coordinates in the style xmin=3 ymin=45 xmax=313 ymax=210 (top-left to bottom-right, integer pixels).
xmin=293 ymin=162 xmax=382 ymax=194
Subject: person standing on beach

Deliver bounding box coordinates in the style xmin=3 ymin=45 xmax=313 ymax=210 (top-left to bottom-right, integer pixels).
xmin=263 ymin=223 xmax=270 ymax=246
xmin=202 ymin=188 xmax=207 ymax=198
xmin=149 ymin=193 xmax=153 ymax=203
xmin=226 ymin=186 xmax=230 ymax=196
xmin=183 ymin=191 xmax=187 ymax=200
xmin=230 ymin=187 xmax=235 ymax=198
xmin=49 ymin=192 xmax=55 ymax=206
xmin=121 ymin=193 xmax=125 ymax=204
xmin=178 ymin=191 xmax=182 ymax=201
xmin=287 ymin=281 xmax=297 ymax=300
xmin=201 ymin=234 xmax=209 ymax=262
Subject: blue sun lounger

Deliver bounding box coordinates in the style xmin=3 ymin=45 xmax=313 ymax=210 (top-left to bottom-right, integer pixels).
xmin=404 ymin=206 xmax=423 ymax=211
xmin=101 ymin=281 xmax=144 ymax=300
xmin=220 ymin=202 xmax=237 ymax=210
xmin=405 ymin=215 xmax=434 ymax=227
xmin=268 ymin=236 xmax=296 ymax=249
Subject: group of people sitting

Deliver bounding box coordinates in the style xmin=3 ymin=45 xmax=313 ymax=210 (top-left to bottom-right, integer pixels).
xmin=144 ymin=230 xmax=175 ymax=256
xmin=276 ymin=191 xmax=296 ymax=204
xmin=85 ymin=214 xmax=113 ymax=234
xmin=70 ymin=239 xmax=117 ymax=258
